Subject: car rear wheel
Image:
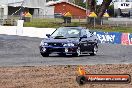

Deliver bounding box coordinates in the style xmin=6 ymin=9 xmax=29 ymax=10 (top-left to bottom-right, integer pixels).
xmin=89 ymin=45 xmax=98 ymax=56
xmin=41 ymin=53 xmax=49 ymax=57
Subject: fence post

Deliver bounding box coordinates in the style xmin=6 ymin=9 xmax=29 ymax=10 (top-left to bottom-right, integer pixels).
xmin=101 ymin=18 xmax=103 ymax=25
xmin=116 ymin=22 xmax=119 ymax=27
xmin=109 ymin=21 xmax=110 ymax=26
xmin=17 ymin=20 xmax=24 ymax=35
xmin=54 ymin=16 xmax=56 ymax=23
xmin=125 ymin=22 xmax=127 ymax=27
xmin=94 ymin=17 xmax=95 ymax=28
xmin=79 ymin=16 xmax=80 ymax=23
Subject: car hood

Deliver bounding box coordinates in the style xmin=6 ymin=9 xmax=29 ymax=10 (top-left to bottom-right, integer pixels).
xmin=42 ymin=38 xmax=79 ymax=43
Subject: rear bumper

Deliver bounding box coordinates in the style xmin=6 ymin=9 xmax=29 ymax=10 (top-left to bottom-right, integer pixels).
xmin=39 ymin=46 xmax=78 ymax=54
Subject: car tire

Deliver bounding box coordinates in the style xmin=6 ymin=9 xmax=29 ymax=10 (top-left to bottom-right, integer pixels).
xmin=72 ymin=47 xmax=81 ymax=57
xmin=41 ymin=53 xmax=49 ymax=57
xmin=76 ymin=76 xmax=86 ymax=85
xmin=89 ymin=44 xmax=98 ymax=56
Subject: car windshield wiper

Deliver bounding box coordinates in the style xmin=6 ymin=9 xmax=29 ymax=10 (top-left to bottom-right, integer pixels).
xmin=67 ymin=37 xmax=78 ymax=38
xmin=54 ymin=36 xmax=66 ymax=39
xmin=55 ymin=36 xmax=64 ymax=37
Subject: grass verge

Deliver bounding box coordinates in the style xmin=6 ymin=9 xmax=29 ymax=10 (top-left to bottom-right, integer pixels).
xmin=24 ymin=22 xmax=132 ymax=33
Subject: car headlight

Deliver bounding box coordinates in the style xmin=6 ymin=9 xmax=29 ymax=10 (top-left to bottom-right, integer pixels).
xmin=44 ymin=43 xmax=48 ymax=46
xmin=63 ymin=43 xmax=67 ymax=47
xmin=40 ymin=41 xmax=48 ymax=46
xmin=63 ymin=43 xmax=74 ymax=47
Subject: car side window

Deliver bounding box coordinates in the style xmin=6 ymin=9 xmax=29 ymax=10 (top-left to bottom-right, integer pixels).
xmin=85 ymin=30 xmax=91 ymax=37
xmin=81 ymin=29 xmax=87 ymax=36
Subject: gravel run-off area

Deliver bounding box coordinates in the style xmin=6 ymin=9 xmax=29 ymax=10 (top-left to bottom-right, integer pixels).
xmin=0 ymin=64 xmax=132 ymax=88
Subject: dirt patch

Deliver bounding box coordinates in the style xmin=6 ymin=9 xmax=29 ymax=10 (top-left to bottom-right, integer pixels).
xmin=0 ymin=64 xmax=132 ymax=88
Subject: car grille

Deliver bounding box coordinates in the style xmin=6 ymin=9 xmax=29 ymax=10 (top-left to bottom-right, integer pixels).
xmin=48 ymin=43 xmax=63 ymax=47
xmin=49 ymin=48 xmax=64 ymax=52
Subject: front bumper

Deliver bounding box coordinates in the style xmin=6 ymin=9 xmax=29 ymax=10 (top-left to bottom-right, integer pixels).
xmin=39 ymin=46 xmax=78 ymax=54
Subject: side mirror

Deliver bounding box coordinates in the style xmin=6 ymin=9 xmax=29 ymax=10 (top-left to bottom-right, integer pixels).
xmin=46 ymin=34 xmax=50 ymax=38
xmin=89 ymin=31 xmax=94 ymax=37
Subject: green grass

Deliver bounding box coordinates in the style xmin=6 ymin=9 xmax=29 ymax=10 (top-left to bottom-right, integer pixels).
xmin=24 ymin=20 xmax=132 ymax=33
xmin=30 ymin=18 xmax=86 ymax=23
xmin=24 ymin=22 xmax=82 ymax=28
xmin=9 ymin=16 xmax=132 ymax=33
xmin=24 ymin=22 xmax=60 ymax=28
xmin=102 ymin=27 xmax=132 ymax=33
xmin=31 ymin=18 xmax=64 ymax=23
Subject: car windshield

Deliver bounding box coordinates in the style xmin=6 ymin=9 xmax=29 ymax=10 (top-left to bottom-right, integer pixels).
xmin=51 ymin=27 xmax=81 ymax=38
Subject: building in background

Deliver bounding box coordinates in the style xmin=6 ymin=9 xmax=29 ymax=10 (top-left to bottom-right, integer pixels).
xmin=47 ymin=0 xmax=86 ymax=18
xmin=0 ymin=5 xmax=8 ymax=19
xmin=114 ymin=0 xmax=132 ymax=17
xmin=0 ymin=0 xmax=54 ymax=19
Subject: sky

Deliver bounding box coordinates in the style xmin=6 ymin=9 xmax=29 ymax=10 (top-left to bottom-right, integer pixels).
xmin=8 ymin=0 xmax=23 ymax=3
xmin=97 ymin=0 xmax=103 ymax=4
xmin=0 ymin=0 xmax=23 ymax=4
xmin=83 ymin=0 xmax=103 ymax=4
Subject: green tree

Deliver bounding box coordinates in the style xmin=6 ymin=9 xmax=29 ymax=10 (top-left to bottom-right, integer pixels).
xmin=78 ymin=2 xmax=86 ymax=8
xmin=87 ymin=0 xmax=96 ymax=12
xmin=86 ymin=0 xmax=112 ymax=17
xmin=108 ymin=4 xmax=114 ymax=16
xmin=98 ymin=0 xmax=112 ymax=17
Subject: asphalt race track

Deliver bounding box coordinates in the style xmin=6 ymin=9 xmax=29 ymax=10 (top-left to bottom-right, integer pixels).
xmin=0 ymin=35 xmax=132 ymax=66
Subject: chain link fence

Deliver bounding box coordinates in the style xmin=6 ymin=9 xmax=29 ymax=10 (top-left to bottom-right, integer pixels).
xmin=1 ymin=15 xmax=132 ymax=27
xmin=29 ymin=15 xmax=132 ymax=27
xmin=0 ymin=15 xmax=19 ymax=26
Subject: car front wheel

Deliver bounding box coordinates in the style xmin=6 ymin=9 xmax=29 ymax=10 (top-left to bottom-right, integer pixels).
xmin=89 ymin=45 xmax=98 ymax=56
xmin=40 ymin=53 xmax=49 ymax=57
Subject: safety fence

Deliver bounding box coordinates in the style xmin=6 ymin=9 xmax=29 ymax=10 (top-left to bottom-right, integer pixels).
xmin=29 ymin=15 xmax=132 ymax=27
xmin=0 ymin=15 xmax=19 ymax=26
xmin=1 ymin=15 xmax=132 ymax=27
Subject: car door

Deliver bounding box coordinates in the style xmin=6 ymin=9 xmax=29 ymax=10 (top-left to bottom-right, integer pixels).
xmin=85 ymin=30 xmax=94 ymax=51
xmin=80 ymin=29 xmax=88 ymax=52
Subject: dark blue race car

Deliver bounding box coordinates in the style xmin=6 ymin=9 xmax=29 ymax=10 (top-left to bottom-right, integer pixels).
xmin=39 ymin=26 xmax=98 ymax=57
